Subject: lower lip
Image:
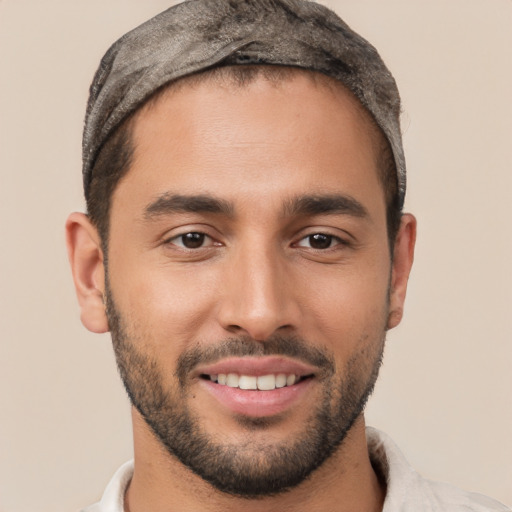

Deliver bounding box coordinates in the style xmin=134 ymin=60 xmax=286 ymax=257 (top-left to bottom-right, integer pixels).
xmin=200 ymin=378 xmax=313 ymax=418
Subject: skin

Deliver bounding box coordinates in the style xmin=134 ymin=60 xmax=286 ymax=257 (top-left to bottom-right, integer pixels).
xmin=66 ymin=72 xmax=416 ymax=512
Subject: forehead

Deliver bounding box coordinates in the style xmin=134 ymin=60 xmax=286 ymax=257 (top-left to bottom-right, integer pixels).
xmin=112 ymin=70 xmax=385 ymax=218
xmin=137 ymin=67 xmax=381 ymax=152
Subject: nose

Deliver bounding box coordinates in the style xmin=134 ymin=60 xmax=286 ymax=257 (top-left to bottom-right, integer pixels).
xmin=217 ymin=242 xmax=299 ymax=341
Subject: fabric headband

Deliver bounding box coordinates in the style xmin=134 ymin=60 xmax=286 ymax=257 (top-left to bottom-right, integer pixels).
xmin=83 ymin=0 xmax=405 ymax=207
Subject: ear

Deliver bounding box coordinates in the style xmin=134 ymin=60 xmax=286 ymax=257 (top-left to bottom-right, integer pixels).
xmin=387 ymin=213 xmax=417 ymax=330
xmin=65 ymin=212 xmax=109 ymax=333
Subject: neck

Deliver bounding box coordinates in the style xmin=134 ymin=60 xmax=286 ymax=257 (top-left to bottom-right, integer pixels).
xmin=125 ymin=410 xmax=385 ymax=512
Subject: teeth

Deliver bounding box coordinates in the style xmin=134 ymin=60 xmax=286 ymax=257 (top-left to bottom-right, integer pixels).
xmin=226 ymin=373 xmax=239 ymax=388
xmin=211 ymin=373 xmax=300 ymax=390
xmin=239 ymin=375 xmax=257 ymax=390
xmin=257 ymin=374 xmax=275 ymax=390
xmin=275 ymin=374 xmax=287 ymax=388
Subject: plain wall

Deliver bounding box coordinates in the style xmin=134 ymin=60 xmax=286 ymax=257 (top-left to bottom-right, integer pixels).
xmin=0 ymin=1 xmax=510 ymax=510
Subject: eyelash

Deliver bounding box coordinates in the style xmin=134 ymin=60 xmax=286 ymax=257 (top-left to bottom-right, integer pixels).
xmin=294 ymin=233 xmax=348 ymax=250
xmin=166 ymin=232 xmax=219 ymax=250
xmin=165 ymin=231 xmax=349 ymax=251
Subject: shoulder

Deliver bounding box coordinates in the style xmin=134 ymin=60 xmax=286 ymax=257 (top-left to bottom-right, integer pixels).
xmin=422 ymin=479 xmax=511 ymax=512
xmin=366 ymin=427 xmax=510 ymax=512
xmin=81 ymin=460 xmax=134 ymax=512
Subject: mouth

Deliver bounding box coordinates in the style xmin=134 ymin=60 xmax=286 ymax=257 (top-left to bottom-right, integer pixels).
xmin=195 ymin=357 xmax=317 ymax=418
xmin=200 ymin=372 xmax=312 ymax=390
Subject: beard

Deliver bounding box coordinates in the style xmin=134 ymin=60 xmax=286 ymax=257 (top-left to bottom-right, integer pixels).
xmin=105 ymin=283 xmax=386 ymax=498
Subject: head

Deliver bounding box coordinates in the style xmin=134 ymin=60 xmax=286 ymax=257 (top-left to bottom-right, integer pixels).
xmin=67 ymin=0 xmax=415 ymax=499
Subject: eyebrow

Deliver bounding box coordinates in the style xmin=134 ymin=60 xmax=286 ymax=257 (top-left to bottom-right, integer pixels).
xmin=143 ymin=192 xmax=368 ymax=221
xmin=282 ymin=194 xmax=369 ymax=218
xmin=144 ymin=193 xmax=234 ymax=219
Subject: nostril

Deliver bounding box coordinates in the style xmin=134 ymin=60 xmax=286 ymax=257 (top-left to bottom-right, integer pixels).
xmin=225 ymin=324 xmax=243 ymax=334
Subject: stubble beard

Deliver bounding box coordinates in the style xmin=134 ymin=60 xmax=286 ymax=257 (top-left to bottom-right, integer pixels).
xmin=105 ymin=282 xmax=386 ymax=498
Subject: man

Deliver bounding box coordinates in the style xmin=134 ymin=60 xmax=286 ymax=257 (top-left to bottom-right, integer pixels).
xmin=66 ymin=1 xmax=510 ymax=511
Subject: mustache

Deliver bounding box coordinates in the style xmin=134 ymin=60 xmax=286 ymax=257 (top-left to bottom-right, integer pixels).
xmin=176 ymin=334 xmax=335 ymax=385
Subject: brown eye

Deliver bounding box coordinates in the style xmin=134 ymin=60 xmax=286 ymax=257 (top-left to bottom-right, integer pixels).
xmin=172 ymin=232 xmax=208 ymax=249
xmin=308 ymin=234 xmax=333 ymax=249
xmin=181 ymin=232 xmax=205 ymax=248
xmin=296 ymin=233 xmax=343 ymax=250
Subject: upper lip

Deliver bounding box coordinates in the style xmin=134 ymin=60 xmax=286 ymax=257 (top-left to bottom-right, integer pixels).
xmin=194 ymin=356 xmax=318 ymax=378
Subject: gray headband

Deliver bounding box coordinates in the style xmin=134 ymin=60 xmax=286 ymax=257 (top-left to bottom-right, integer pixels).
xmin=83 ymin=0 xmax=405 ymax=207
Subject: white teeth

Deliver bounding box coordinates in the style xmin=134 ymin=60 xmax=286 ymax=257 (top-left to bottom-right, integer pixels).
xmin=275 ymin=374 xmax=287 ymax=388
xmin=257 ymin=374 xmax=276 ymax=390
xmin=212 ymin=373 xmax=300 ymax=390
xmin=226 ymin=373 xmax=239 ymax=388
xmin=286 ymin=374 xmax=296 ymax=386
xmin=239 ymin=375 xmax=257 ymax=390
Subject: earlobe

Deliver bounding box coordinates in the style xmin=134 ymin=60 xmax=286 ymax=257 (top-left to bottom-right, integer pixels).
xmin=65 ymin=212 xmax=109 ymax=334
xmin=387 ymin=213 xmax=417 ymax=330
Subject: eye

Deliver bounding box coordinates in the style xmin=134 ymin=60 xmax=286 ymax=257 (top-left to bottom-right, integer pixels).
xmin=168 ymin=232 xmax=215 ymax=249
xmin=296 ymin=233 xmax=343 ymax=250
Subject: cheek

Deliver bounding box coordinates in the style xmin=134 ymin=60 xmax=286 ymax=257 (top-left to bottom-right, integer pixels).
xmin=109 ymin=259 xmax=221 ymax=348
xmin=298 ymin=258 xmax=390 ymax=348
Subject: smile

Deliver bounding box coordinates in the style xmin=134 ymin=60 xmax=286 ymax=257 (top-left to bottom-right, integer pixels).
xmin=194 ymin=356 xmax=318 ymax=417
xmin=202 ymin=373 xmax=308 ymax=390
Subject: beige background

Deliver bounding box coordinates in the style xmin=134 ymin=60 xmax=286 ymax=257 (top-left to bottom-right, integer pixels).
xmin=0 ymin=1 xmax=511 ymax=510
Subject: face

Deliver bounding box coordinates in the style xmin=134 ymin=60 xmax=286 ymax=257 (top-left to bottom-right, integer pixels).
xmin=103 ymin=73 xmax=406 ymax=496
